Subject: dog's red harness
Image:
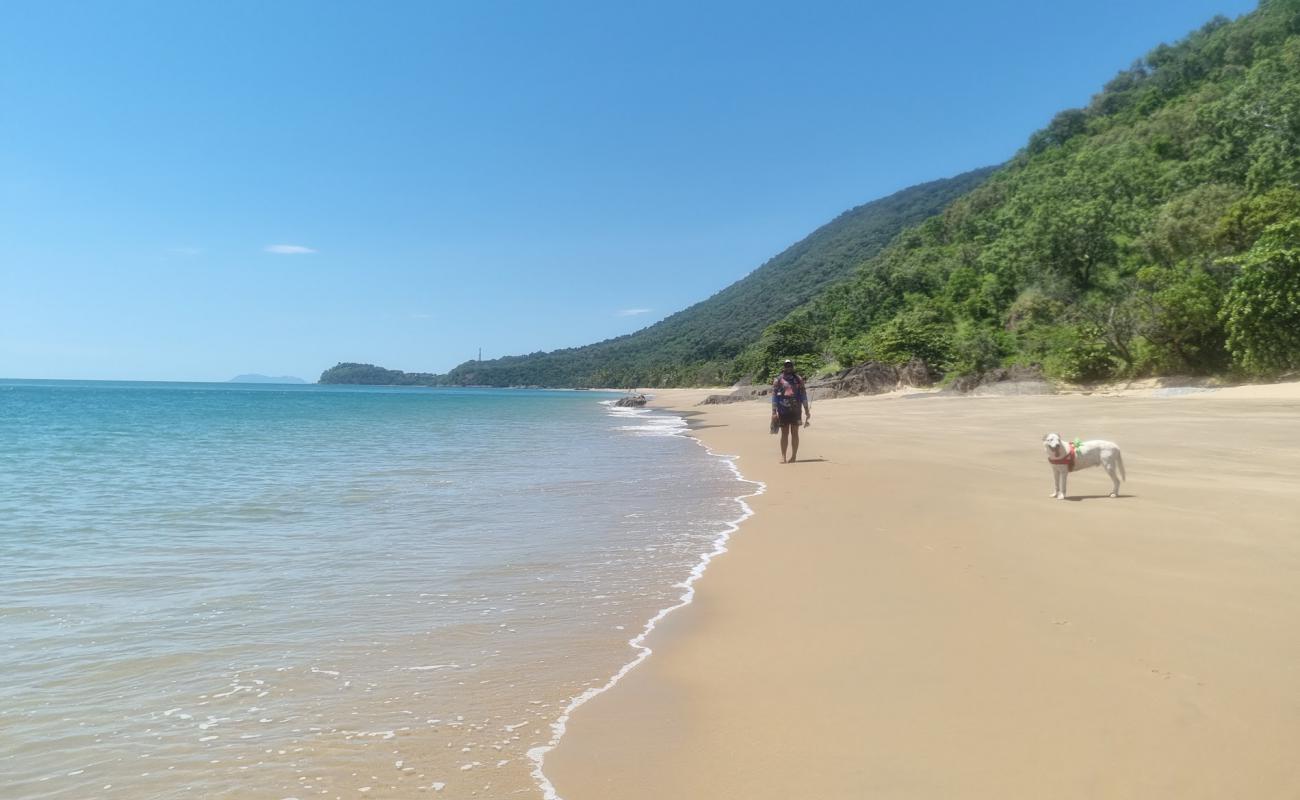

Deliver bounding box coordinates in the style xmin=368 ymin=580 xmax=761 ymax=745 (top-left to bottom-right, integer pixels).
xmin=1048 ymin=443 xmax=1077 ymax=471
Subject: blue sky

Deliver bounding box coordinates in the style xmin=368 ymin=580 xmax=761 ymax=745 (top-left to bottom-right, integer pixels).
xmin=1 ymin=0 xmax=1259 ymax=381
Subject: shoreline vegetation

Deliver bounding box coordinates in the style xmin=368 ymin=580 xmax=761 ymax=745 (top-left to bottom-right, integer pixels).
xmin=324 ymin=2 xmax=1300 ymax=395
xmin=541 ymin=382 xmax=1300 ymax=799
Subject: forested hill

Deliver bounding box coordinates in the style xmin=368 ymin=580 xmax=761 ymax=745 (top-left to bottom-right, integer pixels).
xmin=327 ymin=1 xmax=1300 ymax=390
xmin=743 ymin=0 xmax=1300 ymax=384
xmin=436 ymin=167 xmax=995 ymax=387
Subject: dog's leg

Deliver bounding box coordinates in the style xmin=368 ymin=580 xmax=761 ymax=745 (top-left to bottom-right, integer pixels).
xmin=1104 ymin=459 xmax=1120 ymax=497
xmin=1050 ymin=468 xmax=1060 ymax=498
xmin=1058 ymin=469 xmax=1068 ymax=500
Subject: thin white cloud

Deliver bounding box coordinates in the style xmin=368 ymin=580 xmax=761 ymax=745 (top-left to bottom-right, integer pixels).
xmin=617 ymin=308 xmax=652 ymax=317
xmin=264 ymin=244 xmax=317 ymax=255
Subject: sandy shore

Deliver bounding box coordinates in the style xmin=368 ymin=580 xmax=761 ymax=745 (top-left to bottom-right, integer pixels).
xmin=545 ymin=383 xmax=1300 ymax=799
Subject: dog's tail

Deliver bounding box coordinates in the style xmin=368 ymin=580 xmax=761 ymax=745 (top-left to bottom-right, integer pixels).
xmin=1117 ymin=450 xmax=1127 ymax=482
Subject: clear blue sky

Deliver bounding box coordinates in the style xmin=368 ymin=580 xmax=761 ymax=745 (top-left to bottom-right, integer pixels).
xmin=1 ymin=0 xmax=1259 ymax=381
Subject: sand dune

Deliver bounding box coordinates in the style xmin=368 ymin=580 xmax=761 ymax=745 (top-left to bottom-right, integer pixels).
xmin=546 ymin=384 xmax=1300 ymax=799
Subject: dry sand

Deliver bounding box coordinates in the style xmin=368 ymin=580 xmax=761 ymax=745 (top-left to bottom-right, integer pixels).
xmin=545 ymin=384 xmax=1300 ymax=799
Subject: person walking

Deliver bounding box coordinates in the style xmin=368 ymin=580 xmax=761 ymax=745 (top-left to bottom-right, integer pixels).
xmin=771 ymin=359 xmax=810 ymax=463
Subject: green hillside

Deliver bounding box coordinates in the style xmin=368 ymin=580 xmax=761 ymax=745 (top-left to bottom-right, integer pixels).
xmin=747 ymin=0 xmax=1300 ymax=384
xmin=436 ymin=167 xmax=995 ymax=387
xmin=318 ymin=362 xmax=441 ymax=386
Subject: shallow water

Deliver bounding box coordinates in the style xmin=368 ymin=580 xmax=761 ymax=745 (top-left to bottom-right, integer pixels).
xmin=0 ymin=381 xmax=748 ymax=799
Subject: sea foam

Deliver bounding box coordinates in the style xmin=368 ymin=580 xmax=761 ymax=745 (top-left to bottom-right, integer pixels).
xmin=528 ymin=400 xmax=764 ymax=800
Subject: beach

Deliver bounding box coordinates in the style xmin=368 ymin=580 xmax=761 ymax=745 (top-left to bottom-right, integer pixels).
xmin=545 ymin=383 xmax=1300 ymax=799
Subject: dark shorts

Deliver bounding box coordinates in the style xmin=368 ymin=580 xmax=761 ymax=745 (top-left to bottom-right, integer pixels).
xmin=776 ymin=402 xmax=802 ymax=426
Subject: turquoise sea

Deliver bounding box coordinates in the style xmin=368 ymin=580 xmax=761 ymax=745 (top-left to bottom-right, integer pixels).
xmin=0 ymin=380 xmax=755 ymax=799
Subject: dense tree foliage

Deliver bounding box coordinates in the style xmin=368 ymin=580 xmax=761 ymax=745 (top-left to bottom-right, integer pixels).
xmin=319 ymin=362 xmax=445 ymax=386
xmin=1222 ymin=219 xmax=1300 ymax=372
xmin=747 ymin=0 xmax=1300 ymax=383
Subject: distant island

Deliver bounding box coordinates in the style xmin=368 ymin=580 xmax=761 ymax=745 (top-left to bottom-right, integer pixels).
xmin=318 ymin=363 xmax=442 ymax=386
xmin=228 ymin=374 xmax=307 ymax=384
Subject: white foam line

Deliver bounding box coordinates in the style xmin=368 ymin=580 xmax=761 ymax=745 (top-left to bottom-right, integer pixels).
xmin=527 ymin=405 xmax=766 ymax=800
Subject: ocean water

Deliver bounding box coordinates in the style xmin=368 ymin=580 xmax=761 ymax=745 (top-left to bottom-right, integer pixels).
xmin=0 ymin=381 xmax=756 ymax=799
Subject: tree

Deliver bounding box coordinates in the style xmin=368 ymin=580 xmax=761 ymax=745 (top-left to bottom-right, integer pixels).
xmin=1133 ymin=265 xmax=1229 ymax=372
xmin=1222 ymin=220 xmax=1300 ymax=374
xmin=863 ymin=305 xmax=953 ymax=368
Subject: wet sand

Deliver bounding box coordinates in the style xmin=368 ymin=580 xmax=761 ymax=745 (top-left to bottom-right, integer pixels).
xmin=545 ymin=384 xmax=1300 ymax=799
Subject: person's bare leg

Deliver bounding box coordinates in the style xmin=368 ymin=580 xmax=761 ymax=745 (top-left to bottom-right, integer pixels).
xmin=779 ymin=425 xmax=789 ymax=463
xmin=789 ymin=425 xmax=800 ymax=462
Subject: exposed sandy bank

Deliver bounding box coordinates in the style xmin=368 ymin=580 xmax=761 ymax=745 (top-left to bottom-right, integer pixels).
xmin=545 ymin=383 xmax=1300 ymax=799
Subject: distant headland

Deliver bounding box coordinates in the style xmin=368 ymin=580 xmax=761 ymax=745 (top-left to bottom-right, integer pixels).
xmin=318 ymin=363 xmax=442 ymax=386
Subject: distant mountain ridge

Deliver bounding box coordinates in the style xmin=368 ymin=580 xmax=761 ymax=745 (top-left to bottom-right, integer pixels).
xmin=228 ymin=374 xmax=307 ymax=384
xmin=320 ymin=165 xmax=996 ymax=388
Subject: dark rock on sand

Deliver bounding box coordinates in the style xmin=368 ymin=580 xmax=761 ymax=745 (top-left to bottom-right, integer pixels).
xmin=698 ymin=360 xmax=936 ymax=405
xmin=614 ymin=395 xmax=648 ymax=407
xmin=701 ymin=393 xmax=761 ymax=405
xmin=696 ymin=361 xmax=1055 ymax=405
xmin=805 ymin=359 xmax=935 ymax=400
xmin=947 ymin=365 xmax=1054 ymax=396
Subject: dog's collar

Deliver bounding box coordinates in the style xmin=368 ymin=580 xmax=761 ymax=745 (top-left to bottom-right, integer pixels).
xmin=1048 ymin=442 xmax=1077 ymax=471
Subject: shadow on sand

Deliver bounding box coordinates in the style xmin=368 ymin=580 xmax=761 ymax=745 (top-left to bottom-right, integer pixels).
xmin=1065 ymin=494 xmax=1136 ymax=501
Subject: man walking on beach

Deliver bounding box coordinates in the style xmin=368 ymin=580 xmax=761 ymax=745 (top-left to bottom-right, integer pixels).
xmin=771 ymin=359 xmax=810 ymax=463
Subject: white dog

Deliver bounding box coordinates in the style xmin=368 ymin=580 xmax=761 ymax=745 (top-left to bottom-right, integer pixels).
xmin=1042 ymin=432 xmax=1126 ymax=499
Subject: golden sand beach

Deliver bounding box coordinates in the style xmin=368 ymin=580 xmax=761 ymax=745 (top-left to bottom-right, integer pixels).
xmin=546 ymin=383 xmax=1300 ymax=799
